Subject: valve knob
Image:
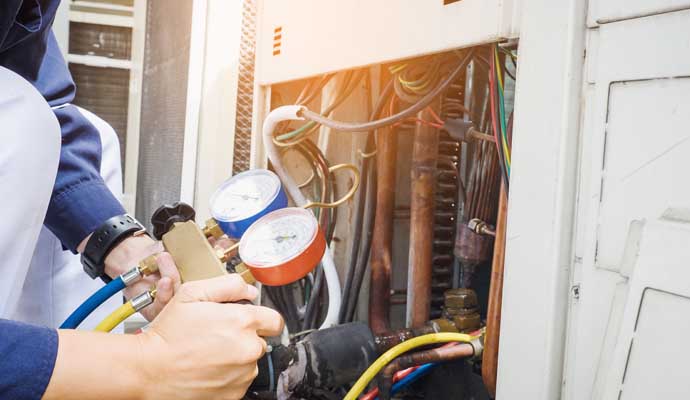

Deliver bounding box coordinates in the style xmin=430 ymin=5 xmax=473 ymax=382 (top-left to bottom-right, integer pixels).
xmin=151 ymin=202 xmax=196 ymax=240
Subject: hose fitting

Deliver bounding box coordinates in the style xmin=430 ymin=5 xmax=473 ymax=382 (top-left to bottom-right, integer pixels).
xmin=131 ymin=289 xmax=156 ymax=312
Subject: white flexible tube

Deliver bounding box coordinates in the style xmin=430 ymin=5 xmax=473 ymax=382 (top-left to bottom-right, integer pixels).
xmin=262 ymin=106 xmax=341 ymax=329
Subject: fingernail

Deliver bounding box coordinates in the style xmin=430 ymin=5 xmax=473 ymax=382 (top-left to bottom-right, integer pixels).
xmin=247 ymin=284 xmax=259 ymax=298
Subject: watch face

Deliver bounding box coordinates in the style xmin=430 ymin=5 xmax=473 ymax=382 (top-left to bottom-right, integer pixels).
xmin=210 ymin=169 xmax=282 ymax=222
xmin=239 ymin=208 xmax=319 ymax=268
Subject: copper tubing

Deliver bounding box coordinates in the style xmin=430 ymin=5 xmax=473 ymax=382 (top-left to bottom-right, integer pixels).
xmin=379 ymin=343 xmax=475 ymax=400
xmin=482 ymin=183 xmax=507 ymax=397
xmin=406 ymin=109 xmax=439 ymax=328
xmin=368 ymin=125 xmax=397 ymax=334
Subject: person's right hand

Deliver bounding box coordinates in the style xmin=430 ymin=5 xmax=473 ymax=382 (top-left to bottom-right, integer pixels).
xmin=136 ymin=269 xmax=284 ymax=400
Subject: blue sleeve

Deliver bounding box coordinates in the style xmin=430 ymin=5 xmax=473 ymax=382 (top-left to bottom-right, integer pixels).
xmin=0 ymin=2 xmax=126 ymax=251
xmin=0 ymin=319 xmax=58 ymax=400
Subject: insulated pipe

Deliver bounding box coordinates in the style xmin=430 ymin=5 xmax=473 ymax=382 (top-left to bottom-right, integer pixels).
xmin=369 ymin=125 xmax=398 ymax=334
xmin=262 ymin=106 xmax=342 ymax=329
xmin=482 ymin=182 xmax=507 ymax=397
xmin=378 ymin=343 xmax=476 ymax=400
xmin=406 ymin=109 xmax=439 ymax=328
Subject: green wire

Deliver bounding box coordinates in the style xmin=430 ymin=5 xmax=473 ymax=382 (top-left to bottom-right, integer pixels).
xmin=497 ymin=77 xmax=510 ymax=176
xmin=277 ymin=120 xmax=318 ymax=141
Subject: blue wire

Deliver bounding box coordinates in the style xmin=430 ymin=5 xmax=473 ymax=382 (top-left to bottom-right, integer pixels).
xmin=60 ymin=277 xmax=127 ymax=329
xmin=267 ymin=352 xmax=275 ymax=393
xmin=375 ymin=363 xmax=438 ymax=400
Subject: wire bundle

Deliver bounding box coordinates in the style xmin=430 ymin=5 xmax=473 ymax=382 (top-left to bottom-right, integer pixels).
xmin=489 ymin=44 xmax=512 ymax=189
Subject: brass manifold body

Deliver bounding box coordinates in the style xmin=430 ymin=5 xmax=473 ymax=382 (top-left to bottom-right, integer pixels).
xmin=160 ymin=219 xmax=254 ymax=284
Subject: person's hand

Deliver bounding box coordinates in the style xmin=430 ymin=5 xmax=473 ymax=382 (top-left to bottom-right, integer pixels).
xmin=103 ymin=235 xmax=181 ymax=320
xmin=46 ymin=270 xmax=283 ymax=400
xmin=136 ymin=272 xmax=284 ymax=400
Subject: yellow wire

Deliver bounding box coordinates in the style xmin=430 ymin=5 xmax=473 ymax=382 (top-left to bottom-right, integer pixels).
xmin=94 ymin=301 xmax=136 ymax=332
xmin=303 ymin=163 xmax=360 ymax=210
xmin=343 ymin=332 xmax=477 ymax=400
xmin=494 ymin=45 xmax=511 ymax=168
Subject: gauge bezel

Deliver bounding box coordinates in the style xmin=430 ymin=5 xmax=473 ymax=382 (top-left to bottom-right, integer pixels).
xmin=239 ymin=207 xmax=326 ymax=286
xmin=209 ymin=169 xmax=288 ymax=239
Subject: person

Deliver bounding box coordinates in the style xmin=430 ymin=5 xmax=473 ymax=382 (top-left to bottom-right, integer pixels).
xmin=0 ymin=1 xmax=284 ymax=399
xmin=11 ymin=106 xmax=129 ymax=331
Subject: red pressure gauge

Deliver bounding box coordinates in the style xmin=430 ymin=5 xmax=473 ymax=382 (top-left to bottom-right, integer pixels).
xmin=239 ymin=207 xmax=326 ymax=286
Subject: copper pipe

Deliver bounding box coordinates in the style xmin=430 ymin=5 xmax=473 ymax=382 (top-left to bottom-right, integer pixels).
xmin=406 ymin=109 xmax=439 ymax=328
xmin=482 ymin=183 xmax=507 ymax=397
xmin=379 ymin=343 xmax=475 ymax=400
xmin=369 ymin=126 xmax=397 ymax=334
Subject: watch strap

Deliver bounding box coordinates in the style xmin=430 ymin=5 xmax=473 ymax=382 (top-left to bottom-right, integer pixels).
xmin=81 ymin=214 xmax=147 ymax=280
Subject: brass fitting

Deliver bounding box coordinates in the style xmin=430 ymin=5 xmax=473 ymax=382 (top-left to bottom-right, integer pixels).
xmin=468 ymin=218 xmax=496 ymax=237
xmin=138 ymin=254 xmax=160 ymax=275
xmin=203 ymin=218 xmax=225 ymax=240
xmin=235 ymin=263 xmax=256 ymax=284
xmin=441 ymin=288 xmax=481 ymax=333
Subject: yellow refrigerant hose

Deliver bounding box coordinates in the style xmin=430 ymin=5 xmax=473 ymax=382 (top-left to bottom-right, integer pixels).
xmin=94 ymin=302 xmax=136 ymax=332
xmin=94 ymin=289 xmax=156 ymax=333
xmin=343 ymin=332 xmax=479 ymax=400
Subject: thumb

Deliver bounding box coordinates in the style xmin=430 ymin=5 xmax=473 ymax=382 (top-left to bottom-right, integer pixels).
xmin=174 ymin=274 xmax=259 ymax=304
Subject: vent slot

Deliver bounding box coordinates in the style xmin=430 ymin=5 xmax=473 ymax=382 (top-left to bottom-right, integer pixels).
xmin=273 ymin=26 xmax=282 ymax=56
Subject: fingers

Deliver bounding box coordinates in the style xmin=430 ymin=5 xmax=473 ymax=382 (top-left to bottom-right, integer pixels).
xmin=176 ymin=274 xmax=259 ymax=304
xmin=154 ymin=277 xmax=174 ymax=305
xmin=252 ymin=306 xmax=284 ymax=337
xmin=156 ymin=252 xmax=182 ymax=291
xmin=230 ymin=305 xmax=284 ymax=337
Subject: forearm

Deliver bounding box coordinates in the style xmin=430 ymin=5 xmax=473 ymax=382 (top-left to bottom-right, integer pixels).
xmin=43 ymin=330 xmax=145 ymax=400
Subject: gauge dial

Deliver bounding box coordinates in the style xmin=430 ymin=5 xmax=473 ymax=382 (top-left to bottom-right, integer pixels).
xmin=239 ymin=207 xmax=318 ymax=267
xmin=210 ymin=169 xmax=282 ymax=222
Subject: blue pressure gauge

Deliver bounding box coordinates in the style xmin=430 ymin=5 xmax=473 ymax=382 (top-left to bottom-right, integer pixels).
xmin=210 ymin=169 xmax=288 ymax=239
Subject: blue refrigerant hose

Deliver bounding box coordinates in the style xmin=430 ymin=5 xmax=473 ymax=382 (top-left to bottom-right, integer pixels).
xmin=376 ymin=363 xmax=438 ymax=400
xmin=59 ymin=276 xmax=127 ymax=329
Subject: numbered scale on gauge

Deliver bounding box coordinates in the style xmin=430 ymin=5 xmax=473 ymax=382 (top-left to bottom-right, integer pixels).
xmin=210 ymin=169 xmax=288 ymax=239
xmin=239 ymin=207 xmax=326 ymax=286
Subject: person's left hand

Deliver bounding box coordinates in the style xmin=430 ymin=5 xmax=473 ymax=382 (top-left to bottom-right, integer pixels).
xmin=103 ymin=235 xmax=181 ymax=320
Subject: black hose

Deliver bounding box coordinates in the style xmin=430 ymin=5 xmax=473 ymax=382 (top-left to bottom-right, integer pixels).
xmin=338 ymin=77 xmax=394 ymax=323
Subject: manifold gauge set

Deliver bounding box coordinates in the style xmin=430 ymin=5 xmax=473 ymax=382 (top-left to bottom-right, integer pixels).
xmin=210 ymin=169 xmax=326 ymax=286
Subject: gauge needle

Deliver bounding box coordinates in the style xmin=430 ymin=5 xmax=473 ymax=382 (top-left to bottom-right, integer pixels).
xmin=227 ymin=192 xmax=260 ymax=201
xmin=274 ymin=234 xmax=296 ymax=243
xmin=253 ymin=234 xmax=297 ymax=243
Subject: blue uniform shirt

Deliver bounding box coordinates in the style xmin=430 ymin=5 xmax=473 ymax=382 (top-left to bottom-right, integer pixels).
xmin=1 ymin=0 xmax=126 ymax=251
xmin=0 ymin=319 xmax=58 ymax=399
xmin=1 ymin=1 xmax=126 ymax=397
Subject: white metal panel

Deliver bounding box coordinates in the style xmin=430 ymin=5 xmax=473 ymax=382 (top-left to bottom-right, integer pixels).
xmin=496 ymin=0 xmax=587 ymax=398
xmin=563 ymin=9 xmax=690 ymax=400
xmin=193 ymin=0 xmax=244 ymax=223
xmin=600 ymin=220 xmax=690 ymax=398
xmin=619 ymin=289 xmax=690 ymax=399
xmin=597 ymin=79 xmax=690 ymax=269
xmin=180 ymin=0 xmax=209 ymax=205
xmin=255 ymin=0 xmax=521 ymax=85
xmin=589 ymin=0 xmax=690 ymax=25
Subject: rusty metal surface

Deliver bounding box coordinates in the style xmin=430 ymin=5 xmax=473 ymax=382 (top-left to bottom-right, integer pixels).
xmin=373 ymin=324 xmax=438 ymax=353
xmin=369 ymin=126 xmax=397 ymax=334
xmin=454 ymin=224 xmax=494 ymax=265
xmin=406 ymin=109 xmax=440 ymax=328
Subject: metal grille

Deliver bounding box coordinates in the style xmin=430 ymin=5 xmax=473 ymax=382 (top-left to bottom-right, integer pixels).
xmin=232 ymin=0 xmax=257 ymax=174
xmin=68 ymin=22 xmax=132 ymax=59
xmin=68 ymin=63 xmax=129 ymax=173
xmin=135 ymin=0 xmax=193 ymax=230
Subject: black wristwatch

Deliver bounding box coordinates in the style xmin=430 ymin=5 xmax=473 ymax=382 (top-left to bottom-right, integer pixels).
xmin=81 ymin=214 xmax=147 ymax=282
